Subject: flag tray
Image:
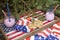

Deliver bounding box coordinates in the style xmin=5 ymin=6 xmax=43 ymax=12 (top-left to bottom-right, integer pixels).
xmin=0 ymin=12 xmax=60 ymax=40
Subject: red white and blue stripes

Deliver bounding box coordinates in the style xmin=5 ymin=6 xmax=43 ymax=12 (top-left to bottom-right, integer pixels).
xmin=51 ymin=22 xmax=60 ymax=37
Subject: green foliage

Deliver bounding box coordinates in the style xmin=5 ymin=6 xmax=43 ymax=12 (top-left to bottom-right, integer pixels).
xmin=0 ymin=0 xmax=60 ymax=19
